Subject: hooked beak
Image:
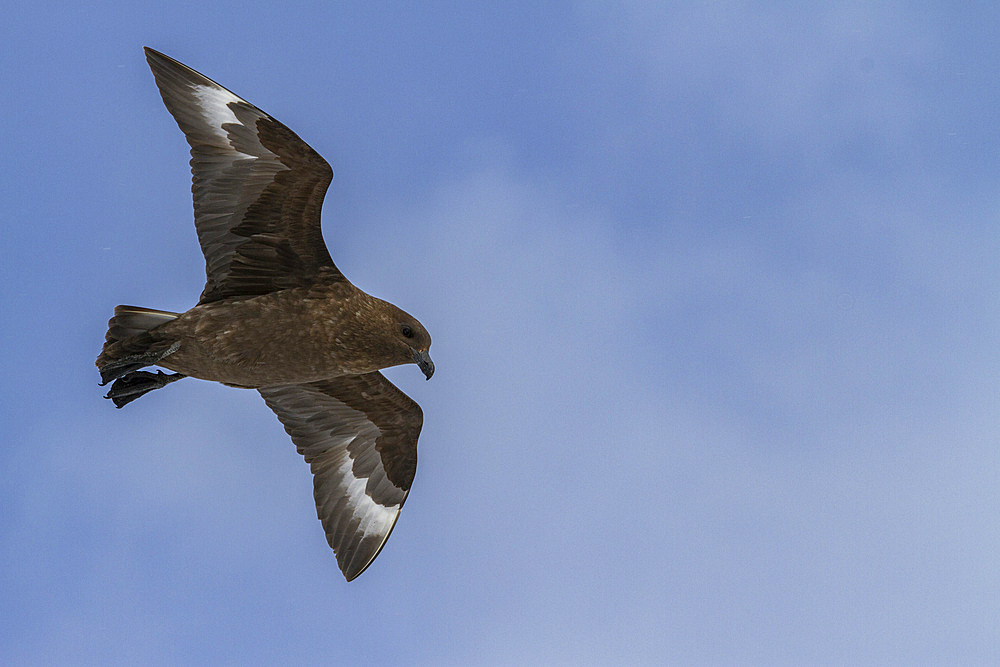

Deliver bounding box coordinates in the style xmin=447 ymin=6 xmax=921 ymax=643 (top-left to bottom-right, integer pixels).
xmin=412 ymin=349 xmax=435 ymax=380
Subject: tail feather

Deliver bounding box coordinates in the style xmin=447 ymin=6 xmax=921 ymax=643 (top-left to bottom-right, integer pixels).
xmin=105 ymin=305 xmax=180 ymax=344
xmin=97 ymin=305 xmax=180 ymax=369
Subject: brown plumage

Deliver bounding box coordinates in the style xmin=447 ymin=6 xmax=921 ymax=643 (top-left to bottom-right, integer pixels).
xmin=96 ymin=48 xmax=434 ymax=581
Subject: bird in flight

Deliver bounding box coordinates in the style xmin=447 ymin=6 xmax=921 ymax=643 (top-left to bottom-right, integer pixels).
xmin=97 ymin=47 xmax=435 ymax=581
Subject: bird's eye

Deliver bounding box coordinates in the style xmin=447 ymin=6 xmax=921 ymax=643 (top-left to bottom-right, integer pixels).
xmin=401 ymin=324 xmax=414 ymax=338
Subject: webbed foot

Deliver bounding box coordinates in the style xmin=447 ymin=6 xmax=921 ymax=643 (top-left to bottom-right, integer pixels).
xmin=104 ymin=370 xmax=186 ymax=408
xmin=98 ymin=341 xmax=181 ymax=386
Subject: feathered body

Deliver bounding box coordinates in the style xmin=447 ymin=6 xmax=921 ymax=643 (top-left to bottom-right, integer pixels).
xmin=96 ymin=48 xmax=434 ymax=581
xmin=99 ymin=281 xmax=427 ymax=388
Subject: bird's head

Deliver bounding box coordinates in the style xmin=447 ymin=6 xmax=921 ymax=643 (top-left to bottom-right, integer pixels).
xmin=398 ymin=317 xmax=434 ymax=380
xmin=371 ymin=300 xmax=433 ymax=380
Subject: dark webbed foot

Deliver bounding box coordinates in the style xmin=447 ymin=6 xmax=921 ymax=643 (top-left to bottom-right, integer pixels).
xmin=105 ymin=370 xmax=186 ymax=408
xmin=98 ymin=341 xmax=181 ymax=386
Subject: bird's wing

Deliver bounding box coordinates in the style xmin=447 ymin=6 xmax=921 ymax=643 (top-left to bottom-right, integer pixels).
xmin=144 ymin=47 xmax=343 ymax=304
xmin=258 ymin=373 xmax=422 ymax=581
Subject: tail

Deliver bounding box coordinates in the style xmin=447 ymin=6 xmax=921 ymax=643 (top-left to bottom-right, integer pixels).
xmin=96 ymin=305 xmax=180 ymax=375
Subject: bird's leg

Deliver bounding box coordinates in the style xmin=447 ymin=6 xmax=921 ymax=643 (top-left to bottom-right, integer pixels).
xmin=98 ymin=341 xmax=181 ymax=386
xmin=104 ymin=370 xmax=186 ymax=408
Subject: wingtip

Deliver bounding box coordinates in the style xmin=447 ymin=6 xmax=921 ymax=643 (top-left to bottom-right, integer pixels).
xmin=143 ymin=46 xmax=165 ymax=70
xmin=143 ymin=46 xmax=172 ymax=66
xmin=341 ymin=557 xmax=374 ymax=583
xmin=337 ymin=509 xmax=405 ymax=582
xmin=340 ymin=549 xmax=375 ymax=582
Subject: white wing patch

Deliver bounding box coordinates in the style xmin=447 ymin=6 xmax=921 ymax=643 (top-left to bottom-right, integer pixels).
xmin=340 ymin=448 xmax=401 ymax=538
xmin=191 ymin=83 xmax=254 ymax=154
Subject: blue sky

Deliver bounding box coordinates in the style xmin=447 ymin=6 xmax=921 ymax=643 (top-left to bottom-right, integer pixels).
xmin=2 ymin=2 xmax=999 ymax=664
